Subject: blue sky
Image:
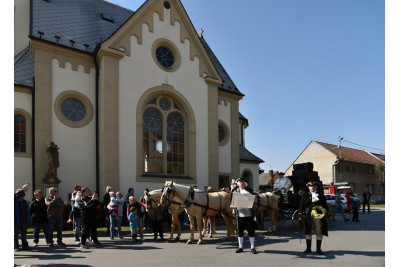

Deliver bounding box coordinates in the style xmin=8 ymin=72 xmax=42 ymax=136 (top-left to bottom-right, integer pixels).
xmin=108 ymin=0 xmax=385 ymax=173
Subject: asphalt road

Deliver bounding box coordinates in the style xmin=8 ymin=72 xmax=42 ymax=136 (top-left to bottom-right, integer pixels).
xmin=14 ymin=208 xmax=385 ymax=267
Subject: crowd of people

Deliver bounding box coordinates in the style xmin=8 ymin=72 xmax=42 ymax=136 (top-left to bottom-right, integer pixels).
xmin=14 ymin=179 xmax=373 ymax=255
xmin=14 ymin=183 xmax=172 ymax=251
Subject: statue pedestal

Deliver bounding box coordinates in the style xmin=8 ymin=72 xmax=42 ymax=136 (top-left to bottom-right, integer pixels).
xmin=43 ymin=176 xmax=61 ymax=197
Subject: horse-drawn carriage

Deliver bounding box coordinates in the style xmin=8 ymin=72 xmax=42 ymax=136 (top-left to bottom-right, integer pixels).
xmin=147 ymin=164 xmax=333 ymax=245
xmin=272 ymin=162 xmax=334 ymax=231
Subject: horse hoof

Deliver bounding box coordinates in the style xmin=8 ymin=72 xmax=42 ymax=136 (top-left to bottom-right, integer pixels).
xmin=186 ymin=240 xmax=192 ymax=244
xmin=175 ymin=237 xmax=180 ymax=241
xmin=197 ymin=240 xmax=203 ymax=245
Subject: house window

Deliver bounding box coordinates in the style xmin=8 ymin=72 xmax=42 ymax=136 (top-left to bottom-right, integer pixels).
xmin=14 ymin=115 xmax=26 ymax=152
xmin=350 ymin=183 xmax=356 ymax=193
xmin=347 ymin=166 xmax=355 ymax=172
xmin=143 ymin=96 xmax=185 ymax=175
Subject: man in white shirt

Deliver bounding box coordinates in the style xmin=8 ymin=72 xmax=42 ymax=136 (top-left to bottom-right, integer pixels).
xmin=273 ymin=172 xmax=292 ymax=194
xmin=232 ymin=177 xmax=257 ymax=254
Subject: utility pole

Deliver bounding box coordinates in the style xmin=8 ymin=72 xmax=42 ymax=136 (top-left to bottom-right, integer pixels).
xmin=338 ymin=136 xmax=343 ymax=181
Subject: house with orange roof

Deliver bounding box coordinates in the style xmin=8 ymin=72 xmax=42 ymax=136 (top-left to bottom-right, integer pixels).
xmin=285 ymin=141 xmax=385 ymax=203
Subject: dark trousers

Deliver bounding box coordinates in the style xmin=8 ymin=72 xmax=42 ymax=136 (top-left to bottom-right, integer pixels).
xmin=14 ymin=222 xmax=28 ymax=248
xmin=363 ymin=201 xmax=370 ymax=213
xmin=32 ymin=221 xmax=49 ymax=244
xmin=143 ymin=212 xmax=150 ymax=228
xmin=237 ymin=216 xmax=256 ymax=237
xmin=151 ymin=219 xmax=164 ymax=239
xmin=352 ymin=209 xmax=359 ymax=221
xmin=81 ymin=216 xmax=99 ymax=245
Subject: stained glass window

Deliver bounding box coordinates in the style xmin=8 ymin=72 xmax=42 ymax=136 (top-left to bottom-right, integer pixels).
xmin=14 ymin=115 xmax=26 ymax=152
xmin=143 ymin=96 xmax=185 ymax=175
xmin=156 ymin=47 xmax=174 ymax=68
xmin=61 ymin=98 xmax=86 ymax=121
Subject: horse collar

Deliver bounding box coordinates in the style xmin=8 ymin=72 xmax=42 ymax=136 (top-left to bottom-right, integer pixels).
xmin=189 ymin=186 xmax=195 ymax=200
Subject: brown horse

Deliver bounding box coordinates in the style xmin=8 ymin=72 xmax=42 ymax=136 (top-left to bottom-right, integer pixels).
xmin=144 ymin=189 xmax=184 ymax=241
xmin=161 ymin=181 xmax=236 ymax=244
xmin=146 ymin=189 xmax=218 ymax=240
xmin=253 ymin=192 xmax=279 ymax=232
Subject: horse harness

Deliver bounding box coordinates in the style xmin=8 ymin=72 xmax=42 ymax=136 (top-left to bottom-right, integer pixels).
xmin=253 ymin=193 xmax=270 ymax=215
xmin=165 ymin=185 xmax=223 ymax=218
xmin=147 ymin=191 xmax=182 ymax=213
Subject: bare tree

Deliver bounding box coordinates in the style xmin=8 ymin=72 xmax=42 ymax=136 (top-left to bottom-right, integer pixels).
xmin=374 ymin=162 xmax=385 ymax=184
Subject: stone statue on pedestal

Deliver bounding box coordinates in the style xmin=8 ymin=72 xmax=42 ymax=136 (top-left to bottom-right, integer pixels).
xmin=43 ymin=141 xmax=61 ymax=184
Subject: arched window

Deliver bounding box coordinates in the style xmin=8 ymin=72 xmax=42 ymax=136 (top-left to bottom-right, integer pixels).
xmin=14 ymin=115 xmax=26 ymax=152
xmin=242 ymin=170 xmax=253 ymax=188
xmin=143 ymin=96 xmax=185 ymax=175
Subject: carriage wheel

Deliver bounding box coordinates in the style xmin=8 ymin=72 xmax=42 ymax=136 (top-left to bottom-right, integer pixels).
xmin=292 ymin=210 xmax=304 ymax=231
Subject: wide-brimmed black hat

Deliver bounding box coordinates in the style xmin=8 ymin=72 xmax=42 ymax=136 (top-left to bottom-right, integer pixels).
xmin=278 ymin=172 xmax=285 ymax=175
xmin=236 ymin=177 xmax=248 ymax=184
xmin=306 ymin=181 xmax=320 ymax=186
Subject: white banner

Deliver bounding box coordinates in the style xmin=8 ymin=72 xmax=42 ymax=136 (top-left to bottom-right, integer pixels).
xmin=230 ymin=192 xmax=255 ymax=208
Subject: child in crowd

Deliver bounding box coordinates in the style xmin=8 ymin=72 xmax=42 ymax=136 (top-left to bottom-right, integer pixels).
xmin=67 ymin=185 xmax=82 ymax=223
xmin=128 ymin=204 xmax=139 ymax=242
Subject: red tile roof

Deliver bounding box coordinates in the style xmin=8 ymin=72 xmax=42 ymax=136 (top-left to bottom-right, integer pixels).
xmin=316 ymin=141 xmax=384 ymax=165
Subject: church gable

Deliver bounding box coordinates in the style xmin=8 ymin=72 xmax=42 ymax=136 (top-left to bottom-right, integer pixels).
xmin=100 ymin=0 xmax=221 ymax=82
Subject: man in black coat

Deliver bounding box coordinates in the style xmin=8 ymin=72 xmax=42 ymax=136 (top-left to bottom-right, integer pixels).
xmin=299 ymin=181 xmax=329 ymax=255
xmin=76 ymin=187 xmax=102 ymax=249
xmin=29 ymin=189 xmax=49 ymax=246
xmin=362 ymin=188 xmax=372 ymax=214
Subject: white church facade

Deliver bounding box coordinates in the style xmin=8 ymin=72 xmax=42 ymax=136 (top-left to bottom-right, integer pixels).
xmin=14 ymin=0 xmax=263 ymax=199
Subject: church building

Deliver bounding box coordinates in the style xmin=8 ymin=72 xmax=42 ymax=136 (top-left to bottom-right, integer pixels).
xmin=14 ymin=0 xmax=263 ymax=199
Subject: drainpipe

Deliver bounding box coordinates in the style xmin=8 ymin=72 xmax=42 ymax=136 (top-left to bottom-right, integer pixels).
xmin=32 ymin=77 xmax=36 ymax=192
xmin=94 ymin=49 xmax=100 ymax=194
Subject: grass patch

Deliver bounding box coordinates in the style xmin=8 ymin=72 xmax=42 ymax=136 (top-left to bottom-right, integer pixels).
xmin=371 ymin=203 xmax=385 ymax=208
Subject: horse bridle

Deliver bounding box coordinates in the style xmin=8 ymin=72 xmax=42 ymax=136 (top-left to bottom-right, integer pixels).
xmin=161 ymin=186 xmax=175 ymax=208
xmin=162 ymin=184 xmax=194 ymax=208
xmin=145 ymin=192 xmax=159 ymax=212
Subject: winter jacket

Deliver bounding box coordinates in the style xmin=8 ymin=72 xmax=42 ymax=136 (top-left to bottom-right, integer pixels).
xmin=29 ymin=197 xmax=48 ymax=224
xmin=76 ymin=195 xmax=101 ymax=219
xmin=15 ymin=198 xmax=30 ymax=225
xmin=45 ymin=196 xmax=64 ymax=220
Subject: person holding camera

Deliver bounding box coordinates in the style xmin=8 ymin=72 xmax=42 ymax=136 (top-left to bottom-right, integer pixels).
xmin=76 ymin=187 xmax=103 ymax=249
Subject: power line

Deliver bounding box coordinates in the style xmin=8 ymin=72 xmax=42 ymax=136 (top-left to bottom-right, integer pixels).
xmin=342 ymin=139 xmax=385 ymax=152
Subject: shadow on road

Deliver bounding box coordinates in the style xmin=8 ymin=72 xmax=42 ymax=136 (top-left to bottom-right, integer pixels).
xmin=250 ymin=249 xmax=384 ymax=260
